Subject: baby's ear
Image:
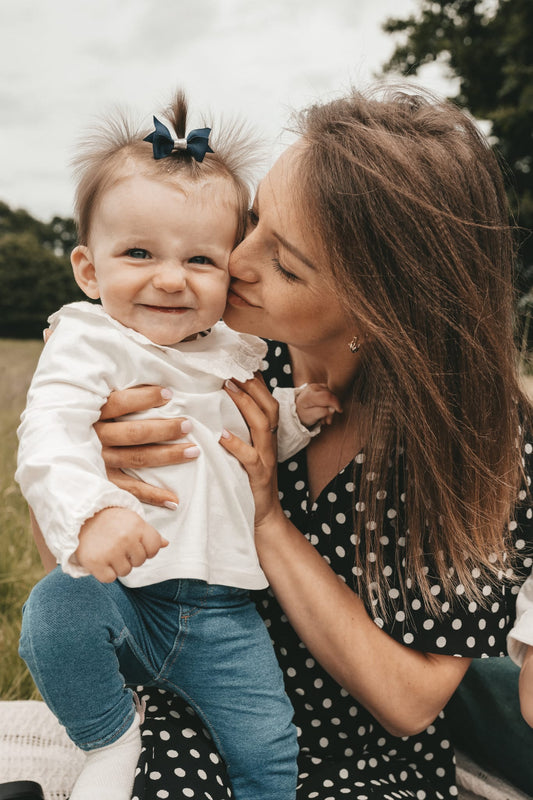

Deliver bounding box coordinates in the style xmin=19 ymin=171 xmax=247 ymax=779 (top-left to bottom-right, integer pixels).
xmin=71 ymin=246 xmax=100 ymax=299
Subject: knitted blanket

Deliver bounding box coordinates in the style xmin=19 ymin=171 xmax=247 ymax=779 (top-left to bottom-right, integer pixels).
xmin=0 ymin=701 xmax=529 ymax=800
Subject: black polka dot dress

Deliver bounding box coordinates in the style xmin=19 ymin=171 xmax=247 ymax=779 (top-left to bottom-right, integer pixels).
xmin=131 ymin=340 xmax=533 ymax=800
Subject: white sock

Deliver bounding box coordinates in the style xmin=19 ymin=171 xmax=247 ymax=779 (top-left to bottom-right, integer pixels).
xmin=70 ymin=711 xmax=142 ymax=800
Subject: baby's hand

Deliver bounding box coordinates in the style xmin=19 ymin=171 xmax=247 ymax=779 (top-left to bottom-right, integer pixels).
xmin=295 ymin=383 xmax=342 ymax=428
xmin=74 ymin=507 xmax=168 ymax=583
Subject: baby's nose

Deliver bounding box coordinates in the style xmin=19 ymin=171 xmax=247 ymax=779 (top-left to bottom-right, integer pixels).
xmin=152 ymin=264 xmax=187 ymax=292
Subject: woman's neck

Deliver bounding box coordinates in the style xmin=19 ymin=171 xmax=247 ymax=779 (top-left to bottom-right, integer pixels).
xmin=288 ymin=342 xmax=362 ymax=401
xmin=288 ymin=343 xmax=366 ymax=502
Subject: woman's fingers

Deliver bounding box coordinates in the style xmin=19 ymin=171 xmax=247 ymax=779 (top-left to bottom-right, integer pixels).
xmin=95 ymin=416 xmax=191 ymax=448
xmin=94 ymin=386 xmax=199 ymax=508
xmin=102 ymin=441 xmax=199 ymax=469
xmin=232 ymin=374 xmax=279 ymax=422
xmin=223 ymin=381 xmax=278 ymax=470
xmin=104 ymin=467 xmax=179 ymax=507
xmin=99 ymin=385 xmax=171 ymax=420
xmin=219 ymin=428 xmax=280 ymax=526
xmin=225 ymin=376 xmax=279 ymax=445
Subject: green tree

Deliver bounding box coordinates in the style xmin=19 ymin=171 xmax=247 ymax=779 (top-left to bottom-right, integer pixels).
xmin=0 ymin=209 xmax=84 ymax=338
xmin=382 ymin=0 xmax=533 ymax=289
xmin=0 ymin=201 xmax=77 ymax=257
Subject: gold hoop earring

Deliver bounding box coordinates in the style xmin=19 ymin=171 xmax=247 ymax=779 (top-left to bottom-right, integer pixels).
xmin=348 ymin=336 xmax=360 ymax=353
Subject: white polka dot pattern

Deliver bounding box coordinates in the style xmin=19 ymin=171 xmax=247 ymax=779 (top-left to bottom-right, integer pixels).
xmin=132 ymin=341 xmax=533 ymax=800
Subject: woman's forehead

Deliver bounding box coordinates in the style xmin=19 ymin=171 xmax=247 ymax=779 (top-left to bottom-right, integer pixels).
xmin=256 ymin=143 xmax=304 ymax=209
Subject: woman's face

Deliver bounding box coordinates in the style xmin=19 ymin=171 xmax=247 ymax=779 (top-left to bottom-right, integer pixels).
xmin=224 ymin=143 xmax=353 ymax=350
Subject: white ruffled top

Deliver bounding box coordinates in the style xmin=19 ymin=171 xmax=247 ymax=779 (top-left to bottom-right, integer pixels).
xmin=17 ymin=302 xmax=272 ymax=589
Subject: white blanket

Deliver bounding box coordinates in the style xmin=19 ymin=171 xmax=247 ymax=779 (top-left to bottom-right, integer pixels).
xmin=0 ymin=700 xmax=530 ymax=800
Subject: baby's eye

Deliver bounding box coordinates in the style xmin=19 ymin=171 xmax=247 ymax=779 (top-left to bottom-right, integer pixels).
xmin=126 ymin=248 xmax=150 ymax=259
xmin=188 ymin=256 xmax=213 ymax=265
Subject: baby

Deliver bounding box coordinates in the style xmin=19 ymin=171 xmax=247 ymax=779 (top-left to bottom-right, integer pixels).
xmin=16 ymin=90 xmax=340 ymax=800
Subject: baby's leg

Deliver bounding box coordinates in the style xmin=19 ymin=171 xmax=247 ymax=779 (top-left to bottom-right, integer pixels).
xmin=161 ymin=582 xmax=298 ymax=800
xmin=19 ymin=568 xmax=152 ymax=799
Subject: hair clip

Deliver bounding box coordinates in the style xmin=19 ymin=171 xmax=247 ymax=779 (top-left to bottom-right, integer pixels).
xmin=143 ymin=116 xmax=214 ymax=162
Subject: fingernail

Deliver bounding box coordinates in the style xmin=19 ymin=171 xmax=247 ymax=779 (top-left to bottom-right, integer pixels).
xmin=163 ymin=501 xmax=179 ymax=510
xmin=161 ymin=388 xmax=173 ymax=400
xmin=181 ymin=419 xmax=193 ymax=434
xmin=224 ymin=379 xmax=239 ymax=393
xmin=220 ymin=428 xmax=231 ymax=439
xmin=184 ymin=445 xmax=200 ymax=458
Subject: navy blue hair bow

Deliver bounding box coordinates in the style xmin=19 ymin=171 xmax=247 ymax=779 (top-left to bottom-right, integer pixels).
xmin=143 ymin=116 xmax=214 ymax=162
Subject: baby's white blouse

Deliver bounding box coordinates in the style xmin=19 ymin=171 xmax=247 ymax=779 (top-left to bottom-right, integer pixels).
xmin=508 ymin=570 xmax=533 ymax=665
xmin=16 ymin=302 xmax=312 ymax=591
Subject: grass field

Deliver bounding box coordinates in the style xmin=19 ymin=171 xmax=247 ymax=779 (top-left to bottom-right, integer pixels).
xmin=0 ymin=338 xmax=46 ymax=699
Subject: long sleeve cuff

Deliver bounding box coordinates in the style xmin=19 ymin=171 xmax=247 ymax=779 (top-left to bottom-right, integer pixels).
xmin=274 ymin=386 xmax=321 ymax=462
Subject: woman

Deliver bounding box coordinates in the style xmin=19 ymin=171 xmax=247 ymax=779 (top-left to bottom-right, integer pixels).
xmin=34 ymin=86 xmax=533 ymax=798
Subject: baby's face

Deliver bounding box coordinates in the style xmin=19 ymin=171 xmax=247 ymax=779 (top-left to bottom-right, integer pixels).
xmin=79 ymin=174 xmax=239 ymax=345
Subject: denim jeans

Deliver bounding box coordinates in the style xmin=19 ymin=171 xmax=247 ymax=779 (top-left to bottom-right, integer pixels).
xmin=19 ymin=569 xmax=298 ymax=800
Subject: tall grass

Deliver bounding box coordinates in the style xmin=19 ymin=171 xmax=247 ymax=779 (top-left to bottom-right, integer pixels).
xmin=0 ymin=338 xmax=46 ymax=699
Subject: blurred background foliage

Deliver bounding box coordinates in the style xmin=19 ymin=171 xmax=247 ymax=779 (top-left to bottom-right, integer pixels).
xmin=0 ymin=0 xmax=531 ymax=343
xmin=0 ymin=202 xmax=84 ymax=339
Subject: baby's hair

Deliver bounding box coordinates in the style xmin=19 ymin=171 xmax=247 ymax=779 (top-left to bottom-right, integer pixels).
xmin=72 ymin=89 xmax=261 ymax=245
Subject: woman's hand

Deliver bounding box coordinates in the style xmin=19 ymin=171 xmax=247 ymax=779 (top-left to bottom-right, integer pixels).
xmin=219 ymin=374 xmax=284 ymax=528
xmin=95 ymin=385 xmax=199 ymax=507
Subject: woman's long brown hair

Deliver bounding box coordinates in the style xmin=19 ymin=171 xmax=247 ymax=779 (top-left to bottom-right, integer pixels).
xmin=295 ymin=87 xmax=530 ymax=616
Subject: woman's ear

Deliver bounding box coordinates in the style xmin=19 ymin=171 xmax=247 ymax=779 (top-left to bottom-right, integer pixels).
xmin=71 ymin=246 xmax=100 ymax=299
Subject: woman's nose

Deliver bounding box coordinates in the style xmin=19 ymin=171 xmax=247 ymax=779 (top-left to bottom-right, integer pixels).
xmin=152 ymin=264 xmax=187 ymax=292
xmin=229 ymin=236 xmax=258 ymax=282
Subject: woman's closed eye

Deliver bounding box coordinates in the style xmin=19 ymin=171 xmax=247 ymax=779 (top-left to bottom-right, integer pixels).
xmin=272 ymin=258 xmax=299 ymax=283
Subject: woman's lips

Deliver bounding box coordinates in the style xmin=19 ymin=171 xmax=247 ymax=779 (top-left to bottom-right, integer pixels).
xmin=227 ymin=288 xmax=257 ymax=308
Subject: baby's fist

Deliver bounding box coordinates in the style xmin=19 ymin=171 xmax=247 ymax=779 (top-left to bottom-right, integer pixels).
xmin=295 ymin=383 xmax=342 ymax=428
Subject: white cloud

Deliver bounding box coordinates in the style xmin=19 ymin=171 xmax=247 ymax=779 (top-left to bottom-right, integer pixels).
xmin=0 ymin=0 xmax=453 ymax=221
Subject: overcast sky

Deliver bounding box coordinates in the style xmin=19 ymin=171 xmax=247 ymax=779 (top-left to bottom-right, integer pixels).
xmin=0 ymin=0 xmax=455 ymax=222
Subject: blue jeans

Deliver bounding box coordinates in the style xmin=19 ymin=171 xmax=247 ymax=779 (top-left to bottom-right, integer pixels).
xmin=19 ymin=569 xmax=298 ymax=800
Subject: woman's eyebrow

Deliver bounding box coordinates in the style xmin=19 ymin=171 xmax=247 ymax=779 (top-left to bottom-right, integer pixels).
xmin=273 ymin=232 xmax=317 ymax=271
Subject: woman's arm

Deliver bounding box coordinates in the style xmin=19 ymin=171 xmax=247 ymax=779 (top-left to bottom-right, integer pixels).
xmin=253 ymin=508 xmax=470 ymax=737
xmin=220 ymin=376 xmax=471 ymax=738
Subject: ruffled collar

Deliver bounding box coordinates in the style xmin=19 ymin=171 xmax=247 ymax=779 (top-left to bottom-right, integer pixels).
xmin=48 ymin=302 xmax=268 ymax=383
